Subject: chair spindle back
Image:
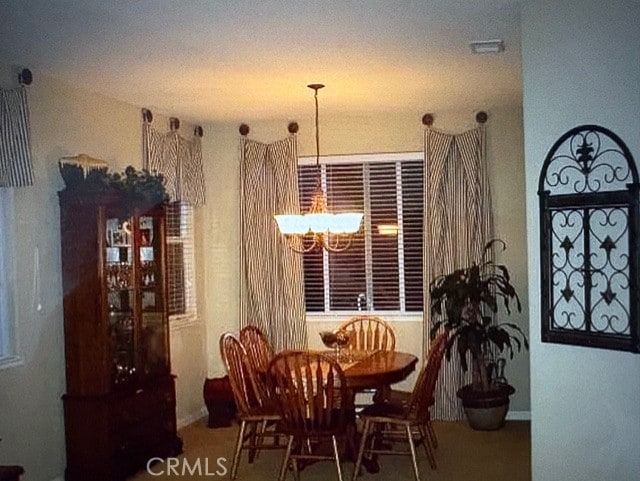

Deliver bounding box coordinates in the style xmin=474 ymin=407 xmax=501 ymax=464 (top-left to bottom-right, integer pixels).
xmin=339 ymin=315 xmax=396 ymax=352
xmin=268 ymin=351 xmax=351 ymax=437
xmin=406 ymin=330 xmax=449 ymax=421
xmin=239 ymin=325 xmax=274 ymax=374
xmin=219 ymin=332 xmax=266 ymax=417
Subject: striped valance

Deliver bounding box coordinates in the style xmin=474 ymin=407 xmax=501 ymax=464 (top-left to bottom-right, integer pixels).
xmin=142 ymin=121 xmax=206 ymax=206
xmin=0 ymin=87 xmax=34 ymax=187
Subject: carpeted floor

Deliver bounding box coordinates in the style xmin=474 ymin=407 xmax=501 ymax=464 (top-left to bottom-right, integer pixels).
xmin=132 ymin=418 xmax=531 ymax=481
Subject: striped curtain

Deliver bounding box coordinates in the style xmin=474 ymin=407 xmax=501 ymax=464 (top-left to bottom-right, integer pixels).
xmin=239 ymin=136 xmax=307 ymax=352
xmin=0 ymin=87 xmax=34 ymax=187
xmin=423 ymin=125 xmax=493 ymax=420
xmin=142 ymin=121 xmax=206 ymax=205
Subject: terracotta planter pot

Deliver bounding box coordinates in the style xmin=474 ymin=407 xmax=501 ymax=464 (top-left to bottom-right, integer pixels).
xmin=457 ymin=383 xmax=515 ymax=430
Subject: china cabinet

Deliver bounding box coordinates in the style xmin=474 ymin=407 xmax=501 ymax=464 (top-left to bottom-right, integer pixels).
xmin=59 ymin=182 xmax=181 ymax=481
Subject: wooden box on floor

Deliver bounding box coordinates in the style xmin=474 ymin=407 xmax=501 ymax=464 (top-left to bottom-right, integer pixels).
xmin=203 ymin=376 xmax=236 ymax=428
xmin=0 ymin=466 xmax=24 ymax=481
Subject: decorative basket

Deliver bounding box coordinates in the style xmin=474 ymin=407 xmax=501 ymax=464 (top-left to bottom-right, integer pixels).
xmin=59 ymin=154 xmax=109 ymax=188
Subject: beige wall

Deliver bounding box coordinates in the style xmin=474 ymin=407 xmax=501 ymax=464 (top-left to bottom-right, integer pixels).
xmin=0 ymin=61 xmax=206 ymax=479
xmin=523 ymin=1 xmax=640 ymax=479
xmin=201 ymin=104 xmax=530 ymax=411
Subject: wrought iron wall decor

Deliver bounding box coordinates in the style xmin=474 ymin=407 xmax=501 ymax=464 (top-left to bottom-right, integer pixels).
xmin=538 ymin=124 xmax=640 ymax=353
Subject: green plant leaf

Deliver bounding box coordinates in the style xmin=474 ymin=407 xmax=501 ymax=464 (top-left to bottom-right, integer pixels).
xmin=430 ymin=321 xmax=444 ymax=340
xmin=427 ymin=238 xmax=528 ymax=392
xmin=457 ymin=336 xmax=469 ymax=371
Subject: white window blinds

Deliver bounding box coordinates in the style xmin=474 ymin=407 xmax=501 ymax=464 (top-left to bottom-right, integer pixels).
xmin=299 ymin=153 xmax=424 ymax=313
xmin=166 ymin=201 xmax=197 ymax=323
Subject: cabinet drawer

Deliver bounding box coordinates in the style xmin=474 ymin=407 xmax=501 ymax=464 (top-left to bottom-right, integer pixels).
xmin=109 ymin=395 xmax=138 ymax=430
xmin=135 ymin=385 xmax=175 ymax=418
xmin=112 ymin=411 xmax=173 ymax=443
xmin=109 ymin=382 xmax=175 ymax=431
xmin=110 ymin=410 xmax=177 ymax=464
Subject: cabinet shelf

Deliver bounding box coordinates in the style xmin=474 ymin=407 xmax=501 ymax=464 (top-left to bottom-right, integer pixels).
xmin=107 ymin=286 xmax=135 ymax=293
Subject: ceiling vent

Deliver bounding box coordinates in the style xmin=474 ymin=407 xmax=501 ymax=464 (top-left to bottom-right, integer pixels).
xmin=470 ymin=39 xmax=505 ymax=54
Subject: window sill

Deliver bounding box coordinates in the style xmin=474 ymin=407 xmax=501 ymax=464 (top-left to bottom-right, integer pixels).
xmin=305 ymin=312 xmax=423 ymax=323
xmin=169 ymin=312 xmax=199 ymax=331
xmin=0 ymin=355 xmax=24 ymax=370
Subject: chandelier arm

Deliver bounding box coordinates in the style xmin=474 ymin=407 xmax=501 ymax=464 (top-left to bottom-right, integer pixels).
xmin=324 ymin=244 xmax=351 ymax=253
xmin=281 ymin=230 xmax=355 ymax=253
xmin=281 ymin=234 xmax=321 ymax=254
xmin=324 ymin=233 xmax=353 ymax=252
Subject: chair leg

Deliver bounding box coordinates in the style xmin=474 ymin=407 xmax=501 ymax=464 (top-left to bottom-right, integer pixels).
xmin=426 ymin=420 xmax=438 ymax=449
xmin=231 ymin=420 xmax=247 ymax=480
xmin=291 ymin=456 xmax=300 ymax=481
xmin=405 ymin=425 xmax=421 ymax=481
xmin=345 ymin=422 xmax=358 ymax=463
xmin=417 ymin=424 xmax=428 ymax=453
xmin=352 ymin=418 xmax=372 ymax=481
xmin=418 ymin=425 xmax=437 ymax=470
xmin=248 ymin=421 xmax=258 ymax=463
xmin=254 ymin=419 xmax=268 ymax=459
xmin=331 ymin=435 xmax=344 ymax=481
xmin=279 ymin=435 xmax=295 ymax=481
xmin=366 ymin=420 xmax=384 ymax=474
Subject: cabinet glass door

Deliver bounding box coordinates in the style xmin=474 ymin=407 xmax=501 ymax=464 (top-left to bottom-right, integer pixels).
xmin=105 ymin=216 xmax=136 ymax=387
xmin=138 ymin=214 xmax=169 ymax=378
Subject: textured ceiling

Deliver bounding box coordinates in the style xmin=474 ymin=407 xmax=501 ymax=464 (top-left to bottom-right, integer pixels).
xmin=0 ymin=0 xmax=522 ymax=123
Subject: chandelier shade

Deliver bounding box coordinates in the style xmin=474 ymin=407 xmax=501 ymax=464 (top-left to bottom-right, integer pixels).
xmin=274 ymin=213 xmax=363 ymax=236
xmin=274 ymin=84 xmax=363 ymax=253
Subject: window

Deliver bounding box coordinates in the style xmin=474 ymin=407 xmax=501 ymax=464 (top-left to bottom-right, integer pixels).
xmin=166 ymin=201 xmax=198 ymax=327
xmin=0 ymin=188 xmax=20 ymax=367
xmin=299 ymin=153 xmax=424 ymax=314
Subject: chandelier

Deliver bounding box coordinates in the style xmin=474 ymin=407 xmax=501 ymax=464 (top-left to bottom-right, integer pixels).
xmin=274 ymin=84 xmax=363 ymax=253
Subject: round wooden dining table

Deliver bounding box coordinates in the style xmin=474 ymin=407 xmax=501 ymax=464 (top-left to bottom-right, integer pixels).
xmin=340 ymin=350 xmax=418 ymax=391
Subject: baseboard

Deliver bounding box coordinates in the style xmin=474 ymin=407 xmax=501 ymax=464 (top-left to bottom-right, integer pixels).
xmin=177 ymin=407 xmax=208 ymax=429
xmin=506 ymin=410 xmax=531 ymax=421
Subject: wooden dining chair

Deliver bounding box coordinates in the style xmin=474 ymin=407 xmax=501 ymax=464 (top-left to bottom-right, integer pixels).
xmin=239 ymin=324 xmax=274 ymax=375
xmin=219 ymin=332 xmax=283 ymax=479
xmin=268 ymin=350 xmax=354 ymax=481
xmin=338 ymin=315 xmax=396 ymax=404
xmin=338 ymin=315 xmax=396 ymax=352
xmin=352 ymin=331 xmax=449 ymax=481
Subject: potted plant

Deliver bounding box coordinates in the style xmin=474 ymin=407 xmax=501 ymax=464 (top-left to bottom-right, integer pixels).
xmin=429 ymin=239 xmax=528 ymax=430
xmin=60 ymin=163 xmax=168 ymax=212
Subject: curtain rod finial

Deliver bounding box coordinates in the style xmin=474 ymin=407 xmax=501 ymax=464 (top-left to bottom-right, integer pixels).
xmin=476 ymin=111 xmax=488 ymax=124
xmin=422 ymin=113 xmax=434 ymax=127
xmin=18 ymin=68 xmax=33 ymax=86
xmin=288 ymin=122 xmax=299 ymax=134
xmin=142 ymin=108 xmax=153 ymax=123
xmin=239 ymin=123 xmax=250 ymax=136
